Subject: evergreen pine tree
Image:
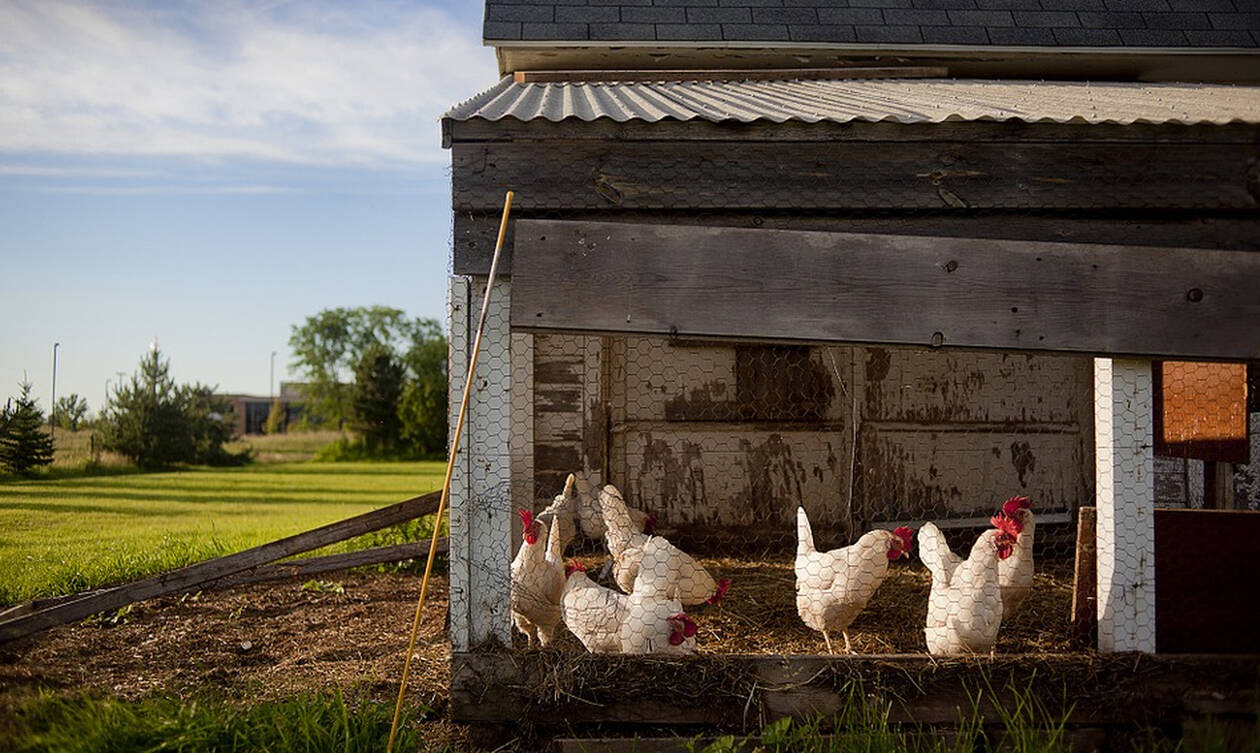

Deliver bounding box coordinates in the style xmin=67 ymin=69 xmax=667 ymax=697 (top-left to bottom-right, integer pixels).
xmin=0 ymin=380 xmax=55 ymax=475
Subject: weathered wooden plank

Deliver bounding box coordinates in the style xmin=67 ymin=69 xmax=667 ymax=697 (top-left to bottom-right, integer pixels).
xmin=856 ymin=426 xmax=1087 ymax=522
xmin=512 ymin=66 xmax=949 ymax=83
xmin=0 ymin=539 xmax=450 ymax=620
xmin=1070 ymin=506 xmax=1097 ymax=649
xmin=450 ymin=651 xmax=1260 ymax=728
xmin=454 ymin=211 xmax=1260 ymax=278
xmin=452 ymin=142 xmax=1258 ymax=211
xmin=447 ymin=117 xmax=1260 ymax=149
xmin=856 ymin=345 xmax=1092 ymax=425
xmin=203 ymin=539 xmax=449 ymax=590
xmin=0 ymin=491 xmax=442 ymax=643
xmin=1155 ymin=509 xmax=1260 ymax=653
xmin=511 ymin=220 xmax=1260 ymax=361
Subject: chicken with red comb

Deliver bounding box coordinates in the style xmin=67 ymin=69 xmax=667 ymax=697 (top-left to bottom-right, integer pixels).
xmin=795 ymin=507 xmax=910 ymax=654
xmin=925 ymin=528 xmax=1014 ymax=655
xmin=510 ymin=509 xmax=565 ymax=647
xmin=992 ymin=495 xmax=1036 ymax=619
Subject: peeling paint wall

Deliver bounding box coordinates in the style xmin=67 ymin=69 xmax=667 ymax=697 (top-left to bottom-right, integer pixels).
xmin=523 ymin=335 xmax=1097 ymax=535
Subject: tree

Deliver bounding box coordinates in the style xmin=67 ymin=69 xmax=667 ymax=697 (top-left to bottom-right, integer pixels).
xmin=351 ymin=346 xmax=405 ymax=452
xmin=289 ymin=306 xmax=421 ymax=430
xmin=53 ymin=394 xmax=89 ymax=430
xmin=0 ymin=380 xmax=55 ymax=475
xmin=99 ymin=348 xmax=244 ymax=469
xmin=399 ymin=319 xmax=448 ymax=457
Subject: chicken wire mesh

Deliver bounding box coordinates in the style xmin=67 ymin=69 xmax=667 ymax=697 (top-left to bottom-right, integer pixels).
xmin=490 ymin=328 xmax=1257 ymax=658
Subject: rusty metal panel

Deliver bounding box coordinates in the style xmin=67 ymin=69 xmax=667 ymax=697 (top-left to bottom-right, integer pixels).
xmin=1154 ymin=361 xmax=1249 ymax=464
xmin=621 ymin=428 xmax=851 ymax=531
xmin=856 ymin=427 xmax=1089 ymax=522
xmin=856 ymin=346 xmax=1091 ymax=424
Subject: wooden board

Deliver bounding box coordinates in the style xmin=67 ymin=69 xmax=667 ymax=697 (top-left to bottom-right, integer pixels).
xmin=1154 ymin=509 xmax=1260 ymax=654
xmin=1070 ymin=507 xmax=1097 ymax=649
xmin=0 ymin=490 xmax=442 ymax=643
xmin=452 ymin=141 xmax=1259 ymax=211
xmin=510 ymin=220 xmax=1260 ymax=361
xmin=453 ymin=211 xmax=1260 ymax=278
xmin=451 ymin=651 xmax=1260 ymax=728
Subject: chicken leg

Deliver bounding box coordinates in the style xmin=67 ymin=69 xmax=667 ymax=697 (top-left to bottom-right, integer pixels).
xmin=842 ymin=630 xmax=853 ymax=654
xmin=822 ymin=630 xmax=833 ymax=654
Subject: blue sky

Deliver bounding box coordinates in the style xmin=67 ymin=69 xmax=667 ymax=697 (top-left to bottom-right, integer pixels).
xmin=0 ymin=0 xmax=497 ymax=415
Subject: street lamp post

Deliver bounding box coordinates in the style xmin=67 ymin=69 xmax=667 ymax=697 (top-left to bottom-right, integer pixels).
xmin=50 ymin=342 xmax=60 ymax=440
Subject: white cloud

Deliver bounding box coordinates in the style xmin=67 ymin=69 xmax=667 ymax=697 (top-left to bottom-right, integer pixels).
xmin=0 ymin=0 xmax=496 ymax=166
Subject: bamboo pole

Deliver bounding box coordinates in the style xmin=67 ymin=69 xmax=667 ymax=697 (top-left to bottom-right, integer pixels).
xmin=387 ymin=190 xmax=514 ymax=753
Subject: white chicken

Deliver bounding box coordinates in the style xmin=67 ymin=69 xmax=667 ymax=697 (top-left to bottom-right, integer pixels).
xmin=924 ymin=527 xmax=1016 ymax=655
xmin=795 ymin=506 xmax=914 ymax=653
xmin=599 ymin=484 xmax=728 ymax=606
xmin=917 ymin=520 xmax=963 ymax=634
xmin=561 ymin=561 xmax=629 ymax=654
xmin=509 ymin=509 xmax=565 ymax=647
xmin=994 ymin=495 xmax=1035 ymax=619
xmin=618 ymin=537 xmax=698 ymax=655
xmin=537 ymin=473 xmax=655 ymax=550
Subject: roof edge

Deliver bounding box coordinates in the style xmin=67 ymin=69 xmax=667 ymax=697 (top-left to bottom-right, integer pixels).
xmin=491 ymin=44 xmax=1260 ymax=83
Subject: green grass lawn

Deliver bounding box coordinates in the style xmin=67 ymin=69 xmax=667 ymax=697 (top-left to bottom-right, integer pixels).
xmin=0 ymin=461 xmax=445 ymax=605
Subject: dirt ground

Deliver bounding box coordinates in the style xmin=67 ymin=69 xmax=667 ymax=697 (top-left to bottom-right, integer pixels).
xmin=0 ymin=572 xmax=451 ymax=712
xmin=0 ymin=554 xmax=1075 ymax=749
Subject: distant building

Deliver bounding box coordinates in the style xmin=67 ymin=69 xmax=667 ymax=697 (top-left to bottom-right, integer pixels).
xmin=219 ymin=382 xmax=308 ymax=435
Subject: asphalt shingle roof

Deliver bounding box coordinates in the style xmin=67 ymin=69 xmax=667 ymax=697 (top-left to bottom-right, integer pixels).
xmin=483 ymin=1 xmax=1260 ymax=48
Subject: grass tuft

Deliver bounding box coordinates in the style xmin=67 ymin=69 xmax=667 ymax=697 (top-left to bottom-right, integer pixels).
xmin=10 ymin=691 xmax=434 ymax=753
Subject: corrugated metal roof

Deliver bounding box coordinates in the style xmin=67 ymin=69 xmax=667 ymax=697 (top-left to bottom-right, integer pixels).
xmin=444 ymin=77 xmax=1260 ymax=126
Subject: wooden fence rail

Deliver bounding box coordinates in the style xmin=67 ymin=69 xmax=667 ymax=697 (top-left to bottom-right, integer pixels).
xmin=0 ymin=490 xmax=443 ymax=644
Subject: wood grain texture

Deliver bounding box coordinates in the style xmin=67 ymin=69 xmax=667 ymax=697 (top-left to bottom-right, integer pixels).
xmin=510 ymin=220 xmax=1260 ymax=361
xmin=453 ymin=211 xmax=1260 ymax=277
xmin=0 ymin=491 xmax=441 ymax=643
xmin=1070 ymin=506 xmax=1098 ymax=649
xmin=452 ymin=141 xmax=1259 ymax=211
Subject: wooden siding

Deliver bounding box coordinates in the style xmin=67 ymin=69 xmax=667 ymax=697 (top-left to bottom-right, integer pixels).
xmin=455 ymin=211 xmax=1260 ymax=278
xmin=528 ymin=335 xmax=1093 ymax=536
xmin=453 ymin=142 xmax=1258 ymax=211
xmin=511 ymin=219 xmax=1260 ymax=362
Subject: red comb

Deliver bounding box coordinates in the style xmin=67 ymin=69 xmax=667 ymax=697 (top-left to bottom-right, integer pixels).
xmin=991 ymin=513 xmax=1023 ymax=538
xmin=707 ymin=579 xmax=731 ymax=605
xmin=893 ymin=526 xmax=915 ymax=549
xmin=518 ymin=509 xmax=534 ymax=527
xmin=1002 ymin=495 xmax=1032 ymax=516
xmin=564 ymin=560 xmax=586 ymax=577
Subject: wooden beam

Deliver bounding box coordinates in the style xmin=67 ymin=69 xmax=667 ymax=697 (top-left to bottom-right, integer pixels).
xmin=512 ymin=67 xmax=948 ymax=83
xmin=510 ymin=220 xmax=1260 ymax=361
xmin=451 ymin=141 xmax=1259 ymax=211
xmin=451 ymin=651 xmax=1260 ymax=727
xmin=201 ymin=539 xmax=449 ymax=590
xmin=0 ymin=491 xmax=442 ymax=643
xmin=453 ymin=211 xmax=1260 ymax=277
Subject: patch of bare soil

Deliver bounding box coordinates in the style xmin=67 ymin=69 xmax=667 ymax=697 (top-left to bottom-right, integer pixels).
xmin=0 ymin=572 xmax=450 ymax=710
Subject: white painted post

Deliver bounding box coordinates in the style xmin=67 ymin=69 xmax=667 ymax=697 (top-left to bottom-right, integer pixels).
xmin=448 ymin=275 xmax=516 ymax=650
xmin=1094 ymin=357 xmax=1157 ymax=653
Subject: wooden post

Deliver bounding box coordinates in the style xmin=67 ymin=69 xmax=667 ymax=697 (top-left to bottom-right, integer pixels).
xmin=447 ymin=275 xmax=515 ymax=650
xmin=1070 ymin=506 xmax=1097 ymax=648
xmin=1094 ymin=358 xmax=1157 ymax=653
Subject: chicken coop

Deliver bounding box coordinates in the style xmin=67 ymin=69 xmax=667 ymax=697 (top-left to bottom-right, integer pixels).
xmin=439 ymin=5 xmax=1260 ymax=741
